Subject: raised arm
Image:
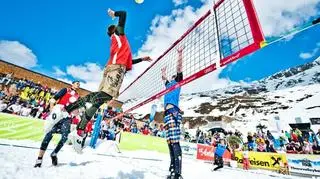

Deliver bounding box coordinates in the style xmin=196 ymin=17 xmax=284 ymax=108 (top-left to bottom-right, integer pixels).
xmin=115 ymin=11 xmax=126 ymax=35
xmin=176 ymin=45 xmax=184 ymax=73
xmin=107 ymin=9 xmax=127 ymax=35
xmin=175 ymin=45 xmax=184 ymax=82
xmin=161 ymin=67 xmax=168 ymax=83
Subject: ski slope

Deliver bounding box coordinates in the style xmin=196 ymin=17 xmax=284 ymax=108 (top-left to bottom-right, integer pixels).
xmin=0 ymin=139 xmax=304 ymax=179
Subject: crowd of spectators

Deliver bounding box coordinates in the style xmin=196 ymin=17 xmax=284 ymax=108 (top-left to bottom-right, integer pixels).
xmin=2 ymin=72 xmax=320 ymax=155
xmin=1 ymin=73 xmax=167 ymax=141
xmin=0 ymin=73 xmax=57 ymax=119
xmin=193 ymin=127 xmax=320 ymax=155
xmin=96 ymin=107 xmax=167 ymax=140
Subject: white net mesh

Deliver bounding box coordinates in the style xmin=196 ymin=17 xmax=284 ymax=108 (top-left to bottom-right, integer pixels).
xmin=118 ymin=0 xmax=261 ymax=114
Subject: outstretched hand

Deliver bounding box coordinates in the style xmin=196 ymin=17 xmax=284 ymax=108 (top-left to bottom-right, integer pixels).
xmin=142 ymin=56 xmax=152 ymax=62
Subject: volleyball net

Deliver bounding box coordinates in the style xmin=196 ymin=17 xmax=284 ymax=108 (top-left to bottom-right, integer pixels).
xmin=118 ymin=0 xmax=265 ymax=115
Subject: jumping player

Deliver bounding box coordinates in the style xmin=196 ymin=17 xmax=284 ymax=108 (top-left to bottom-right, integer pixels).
xmin=161 ymin=46 xmax=184 ymax=179
xmin=34 ymin=81 xmax=80 ymax=167
xmin=63 ymin=9 xmax=152 ymax=153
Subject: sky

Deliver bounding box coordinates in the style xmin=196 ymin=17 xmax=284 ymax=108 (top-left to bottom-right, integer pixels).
xmin=0 ymin=0 xmax=320 ymax=93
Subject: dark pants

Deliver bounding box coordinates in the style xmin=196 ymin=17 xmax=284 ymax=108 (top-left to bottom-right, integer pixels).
xmin=65 ymin=91 xmax=112 ymax=130
xmin=213 ymin=155 xmax=224 ymax=171
xmin=101 ymin=130 xmax=109 ymax=139
xmin=40 ymin=117 xmax=71 ymax=154
xmin=168 ymin=143 xmax=182 ymax=175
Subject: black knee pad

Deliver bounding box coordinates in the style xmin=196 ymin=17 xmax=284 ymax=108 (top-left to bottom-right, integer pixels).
xmin=92 ymin=91 xmax=112 ymax=106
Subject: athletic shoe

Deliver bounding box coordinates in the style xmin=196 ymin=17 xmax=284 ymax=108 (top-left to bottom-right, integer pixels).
xmin=51 ymin=153 xmax=58 ymax=166
xmin=34 ymin=159 xmax=42 ymax=168
xmin=70 ymin=130 xmax=85 ymax=154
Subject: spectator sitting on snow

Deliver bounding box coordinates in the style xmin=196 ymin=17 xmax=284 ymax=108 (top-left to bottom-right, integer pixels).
xmin=269 ymin=143 xmax=277 ymax=153
xmin=267 ymin=130 xmax=275 ymax=141
xmin=308 ymin=130 xmax=315 ymax=144
xmin=253 ymin=132 xmax=258 ymax=142
xmin=312 ymin=142 xmax=320 ymax=154
xmin=5 ymin=101 xmax=22 ymax=114
xmin=265 ymin=139 xmax=272 ymax=152
xmin=291 ymin=130 xmax=298 ymax=143
xmin=198 ymin=132 xmax=205 ymax=144
xmin=142 ymin=126 xmax=150 ymax=135
xmin=152 ymin=124 xmax=159 ymax=136
xmin=303 ymin=138 xmax=313 ymax=154
xmin=247 ymin=132 xmax=254 ymax=151
xmin=280 ymin=130 xmax=288 ymax=146
xmin=286 ymin=142 xmax=296 ymax=153
xmin=0 ymin=96 xmax=8 ymax=112
xmin=256 ymin=137 xmax=265 ymax=152
xmin=294 ymin=142 xmax=303 ymax=154
xmin=131 ymin=123 xmax=139 ymax=134
xmin=196 ymin=127 xmax=201 ymax=142
xmin=316 ymin=130 xmax=320 ymax=146
xmin=20 ymin=104 xmax=32 ymax=117
xmin=101 ymin=119 xmax=109 ymax=139
xmin=293 ymin=128 xmax=303 ymax=145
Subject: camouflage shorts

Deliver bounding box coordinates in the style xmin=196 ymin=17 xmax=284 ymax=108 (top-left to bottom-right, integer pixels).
xmin=98 ymin=64 xmax=126 ymax=98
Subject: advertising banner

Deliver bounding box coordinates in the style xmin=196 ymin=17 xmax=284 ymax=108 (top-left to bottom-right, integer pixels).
xmin=196 ymin=144 xmax=231 ymax=161
xmin=235 ymin=151 xmax=287 ymax=171
xmin=287 ymin=154 xmax=320 ymax=176
xmin=180 ymin=141 xmax=197 ymax=159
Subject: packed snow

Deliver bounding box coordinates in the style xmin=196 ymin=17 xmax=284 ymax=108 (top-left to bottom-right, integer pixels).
xmin=0 ymin=139 xmax=303 ymax=179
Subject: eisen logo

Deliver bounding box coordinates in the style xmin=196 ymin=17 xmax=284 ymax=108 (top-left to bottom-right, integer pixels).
xmin=204 ymin=66 xmax=215 ymax=74
xmin=235 ymin=156 xmax=283 ymax=167
xmin=223 ymin=52 xmax=241 ymax=65
xmin=271 ymin=156 xmax=281 ymax=166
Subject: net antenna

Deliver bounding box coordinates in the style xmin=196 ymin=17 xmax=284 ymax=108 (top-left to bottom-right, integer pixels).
xmin=117 ymin=0 xmax=265 ymax=116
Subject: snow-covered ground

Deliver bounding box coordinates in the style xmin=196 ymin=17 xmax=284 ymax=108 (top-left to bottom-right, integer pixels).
xmin=0 ymin=139 xmax=303 ymax=179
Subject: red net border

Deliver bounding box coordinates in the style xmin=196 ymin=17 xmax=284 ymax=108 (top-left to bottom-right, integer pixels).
xmin=118 ymin=0 xmax=265 ymax=115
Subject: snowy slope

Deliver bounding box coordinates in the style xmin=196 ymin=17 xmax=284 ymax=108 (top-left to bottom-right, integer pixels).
xmin=122 ymin=57 xmax=320 ymax=135
xmin=0 ymin=139 xmax=303 ymax=179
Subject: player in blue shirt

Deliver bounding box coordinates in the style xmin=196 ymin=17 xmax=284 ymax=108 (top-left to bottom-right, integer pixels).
xmin=162 ymin=46 xmax=184 ymax=179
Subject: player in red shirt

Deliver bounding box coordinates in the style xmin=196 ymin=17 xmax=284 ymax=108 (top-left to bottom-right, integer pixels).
xmin=62 ymin=9 xmax=152 ymax=153
xmin=34 ymin=81 xmax=80 ymax=167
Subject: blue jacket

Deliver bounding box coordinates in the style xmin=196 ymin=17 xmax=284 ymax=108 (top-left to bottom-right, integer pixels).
xmin=164 ymin=73 xmax=182 ymax=108
xmin=215 ymin=144 xmax=226 ymax=157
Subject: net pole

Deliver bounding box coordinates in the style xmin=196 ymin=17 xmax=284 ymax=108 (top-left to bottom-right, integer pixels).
xmin=264 ymin=23 xmax=320 ymax=48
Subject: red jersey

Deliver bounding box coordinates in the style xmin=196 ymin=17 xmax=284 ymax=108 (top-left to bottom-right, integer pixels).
xmin=57 ymin=88 xmax=79 ymax=107
xmin=142 ymin=128 xmax=150 ymax=135
xmin=107 ymin=34 xmax=133 ymax=70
